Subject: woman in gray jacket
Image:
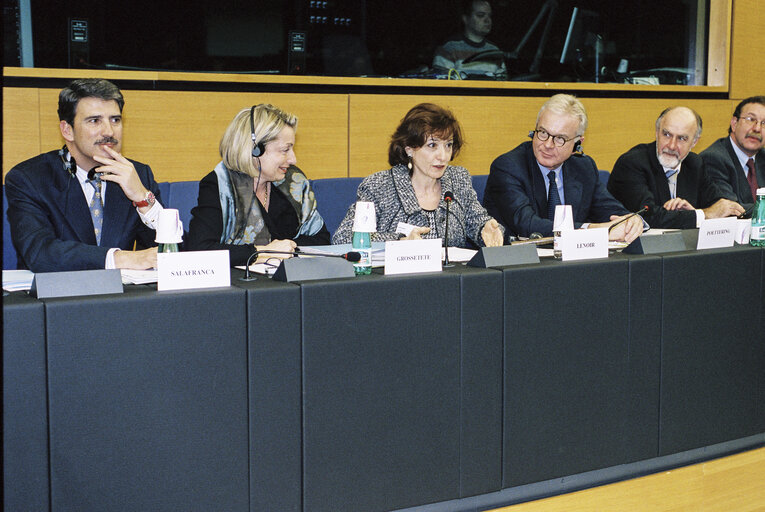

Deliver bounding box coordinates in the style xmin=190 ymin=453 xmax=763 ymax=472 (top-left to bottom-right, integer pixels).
xmin=332 ymin=103 xmax=503 ymax=248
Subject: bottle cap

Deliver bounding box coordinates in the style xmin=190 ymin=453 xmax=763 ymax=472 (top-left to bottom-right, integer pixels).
xmin=352 ymin=201 xmax=377 ymax=232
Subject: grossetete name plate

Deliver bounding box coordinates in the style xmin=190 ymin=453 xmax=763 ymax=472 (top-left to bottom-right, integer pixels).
xmin=384 ymin=239 xmax=442 ymax=275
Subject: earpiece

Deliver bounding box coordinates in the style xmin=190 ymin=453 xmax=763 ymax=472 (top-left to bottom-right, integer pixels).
xmin=528 ymin=130 xmax=535 ymax=139
xmin=573 ymin=140 xmax=582 ymax=154
xmin=250 ymin=105 xmax=266 ymax=158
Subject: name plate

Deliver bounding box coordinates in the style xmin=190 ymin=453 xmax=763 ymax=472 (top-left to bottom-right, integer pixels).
xmin=697 ymin=217 xmax=736 ymax=249
xmin=560 ymin=228 xmax=609 ymax=261
xmin=384 ymin=239 xmax=442 ymax=275
xmin=157 ymin=250 xmax=231 ymax=291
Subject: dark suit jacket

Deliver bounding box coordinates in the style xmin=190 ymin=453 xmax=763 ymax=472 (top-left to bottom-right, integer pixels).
xmin=700 ymin=136 xmax=765 ymax=212
xmin=5 ymin=149 xmax=161 ymax=272
xmin=483 ymin=141 xmax=628 ymax=239
xmin=608 ymin=142 xmax=722 ymax=229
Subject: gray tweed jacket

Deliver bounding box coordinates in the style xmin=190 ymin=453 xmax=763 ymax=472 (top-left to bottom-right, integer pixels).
xmin=332 ymin=164 xmax=499 ymax=247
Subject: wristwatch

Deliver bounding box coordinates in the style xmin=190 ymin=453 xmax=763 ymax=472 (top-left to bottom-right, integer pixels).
xmin=132 ymin=191 xmax=156 ymax=208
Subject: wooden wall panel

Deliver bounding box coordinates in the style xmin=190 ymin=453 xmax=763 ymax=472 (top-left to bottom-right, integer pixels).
xmin=349 ymin=95 xmax=739 ymax=177
xmin=3 ymin=89 xmax=348 ymax=183
xmin=2 ymin=88 xmax=41 ymax=174
xmin=729 ymin=0 xmax=765 ymax=99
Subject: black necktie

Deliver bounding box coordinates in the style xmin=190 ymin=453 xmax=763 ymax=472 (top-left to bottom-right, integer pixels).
xmin=547 ymin=170 xmax=562 ymax=220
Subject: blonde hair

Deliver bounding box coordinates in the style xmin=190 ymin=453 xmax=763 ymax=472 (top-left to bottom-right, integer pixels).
xmin=219 ymin=104 xmax=298 ymax=176
xmin=537 ymin=94 xmax=588 ymax=136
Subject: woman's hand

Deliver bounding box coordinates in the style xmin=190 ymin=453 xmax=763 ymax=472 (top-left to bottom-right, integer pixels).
xmin=256 ymin=238 xmax=297 ymax=262
xmin=404 ymin=226 xmax=431 ymax=240
xmin=481 ymin=219 xmax=503 ymax=247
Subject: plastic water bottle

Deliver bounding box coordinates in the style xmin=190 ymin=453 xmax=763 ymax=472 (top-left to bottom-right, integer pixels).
xmin=352 ymin=231 xmax=372 ymax=275
xmin=158 ymin=242 xmax=180 ymax=253
xmin=750 ymin=187 xmax=765 ymax=247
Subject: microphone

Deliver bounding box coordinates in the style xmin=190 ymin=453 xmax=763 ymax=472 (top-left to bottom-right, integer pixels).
xmin=87 ymin=166 xmax=102 ymax=181
xmin=608 ymin=205 xmax=649 ymax=233
xmin=240 ymin=249 xmax=362 ymax=281
xmin=443 ymin=191 xmax=454 ymax=267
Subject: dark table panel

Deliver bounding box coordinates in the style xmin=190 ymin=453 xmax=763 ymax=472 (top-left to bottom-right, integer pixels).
xmin=456 ymin=266 xmax=504 ymax=497
xmin=660 ymin=246 xmax=765 ymax=455
xmin=301 ymin=272 xmax=462 ymax=512
xmin=234 ymin=273 xmax=304 ymax=512
xmin=502 ymin=258 xmax=650 ymax=487
xmin=622 ymin=255 xmax=663 ymax=460
xmin=44 ymin=286 xmax=249 ymax=512
xmin=3 ymin=292 xmax=49 ymax=512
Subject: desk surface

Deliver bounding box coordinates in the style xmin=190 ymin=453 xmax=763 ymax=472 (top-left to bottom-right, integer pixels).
xmin=3 ymin=246 xmax=764 ymax=512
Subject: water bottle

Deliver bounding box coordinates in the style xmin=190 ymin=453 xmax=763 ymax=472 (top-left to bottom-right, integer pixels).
xmin=750 ymin=187 xmax=765 ymax=247
xmin=351 ymin=201 xmax=375 ymax=275
xmin=158 ymin=242 xmax=180 ymax=253
xmin=352 ymin=230 xmax=372 ymax=275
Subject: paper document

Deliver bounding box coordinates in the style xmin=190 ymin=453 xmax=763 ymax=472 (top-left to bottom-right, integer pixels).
xmin=121 ymin=269 xmax=158 ymax=285
xmin=2 ymin=269 xmax=34 ymax=292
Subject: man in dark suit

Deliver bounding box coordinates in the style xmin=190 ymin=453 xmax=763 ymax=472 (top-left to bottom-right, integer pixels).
xmin=483 ymin=93 xmax=642 ymax=242
xmin=700 ymin=96 xmax=765 ymax=214
xmin=608 ymin=106 xmax=744 ymax=229
xmin=5 ymin=79 xmax=163 ymax=272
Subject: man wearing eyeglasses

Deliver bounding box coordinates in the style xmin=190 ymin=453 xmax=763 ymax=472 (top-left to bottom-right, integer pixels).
xmin=483 ymin=94 xmax=641 ymax=242
xmin=608 ymin=106 xmax=744 ymax=229
xmin=700 ymin=96 xmax=765 ymax=214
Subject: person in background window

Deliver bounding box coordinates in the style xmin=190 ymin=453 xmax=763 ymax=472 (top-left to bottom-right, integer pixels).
xmin=432 ymin=0 xmax=507 ymax=80
xmin=186 ymin=104 xmax=330 ymax=266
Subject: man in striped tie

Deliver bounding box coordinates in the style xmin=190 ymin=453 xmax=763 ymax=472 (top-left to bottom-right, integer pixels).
xmin=700 ymin=96 xmax=765 ymax=215
xmin=5 ymin=79 xmax=164 ymax=272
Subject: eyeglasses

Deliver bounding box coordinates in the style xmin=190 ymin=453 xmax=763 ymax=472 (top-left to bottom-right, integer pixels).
xmin=738 ymin=115 xmax=765 ymax=128
xmin=531 ymin=128 xmax=580 ymax=147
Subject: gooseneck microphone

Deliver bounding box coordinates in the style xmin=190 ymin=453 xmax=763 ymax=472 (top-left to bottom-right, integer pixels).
xmin=240 ymin=249 xmax=362 ymax=281
xmin=608 ymin=205 xmax=649 ymax=233
xmin=443 ymin=191 xmax=454 ymax=267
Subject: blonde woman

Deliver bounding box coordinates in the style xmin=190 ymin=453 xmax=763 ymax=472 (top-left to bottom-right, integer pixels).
xmin=187 ymin=104 xmax=329 ymax=265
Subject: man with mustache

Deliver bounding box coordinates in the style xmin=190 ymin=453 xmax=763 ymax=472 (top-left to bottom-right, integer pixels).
xmin=700 ymin=96 xmax=765 ymax=215
xmin=607 ymin=106 xmax=743 ymax=229
xmin=5 ymin=78 xmax=163 ymax=272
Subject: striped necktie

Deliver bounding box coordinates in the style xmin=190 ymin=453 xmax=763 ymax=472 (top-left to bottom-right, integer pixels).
xmin=88 ymin=177 xmax=103 ymax=245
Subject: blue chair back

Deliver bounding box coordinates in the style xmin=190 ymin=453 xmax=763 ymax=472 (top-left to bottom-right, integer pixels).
xmin=165 ymin=181 xmax=200 ymax=234
xmin=311 ymin=177 xmax=363 ymax=237
xmin=471 ymin=175 xmax=488 ymax=204
xmin=599 ymin=169 xmax=610 ymax=187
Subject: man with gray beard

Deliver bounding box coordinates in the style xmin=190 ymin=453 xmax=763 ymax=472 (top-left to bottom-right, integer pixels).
xmin=607 ymin=106 xmax=743 ymax=229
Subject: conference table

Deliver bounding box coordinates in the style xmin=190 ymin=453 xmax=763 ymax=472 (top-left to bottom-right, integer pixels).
xmin=4 ymin=245 xmax=764 ymax=512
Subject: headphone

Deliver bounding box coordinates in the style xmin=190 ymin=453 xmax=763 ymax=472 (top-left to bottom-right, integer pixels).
xmin=59 ymin=146 xmax=76 ymax=177
xmin=250 ymin=105 xmax=266 ymax=158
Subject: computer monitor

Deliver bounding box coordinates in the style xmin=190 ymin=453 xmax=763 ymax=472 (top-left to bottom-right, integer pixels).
xmin=559 ymin=7 xmax=601 ymax=65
